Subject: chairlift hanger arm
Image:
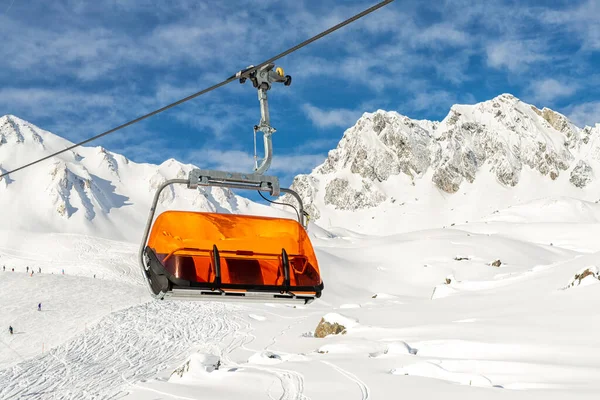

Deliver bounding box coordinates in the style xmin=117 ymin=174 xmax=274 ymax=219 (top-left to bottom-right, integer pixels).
xmin=238 ymin=63 xmax=291 ymax=175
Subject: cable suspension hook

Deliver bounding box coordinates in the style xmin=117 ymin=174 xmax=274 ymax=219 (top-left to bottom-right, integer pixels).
xmin=237 ymin=63 xmax=291 ymax=175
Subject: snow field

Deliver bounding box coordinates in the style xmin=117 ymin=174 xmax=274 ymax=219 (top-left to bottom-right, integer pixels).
xmin=0 ymin=273 xmax=147 ymax=370
xmin=2 ymin=197 xmax=600 ymax=398
xmin=0 ymin=301 xmax=240 ymax=399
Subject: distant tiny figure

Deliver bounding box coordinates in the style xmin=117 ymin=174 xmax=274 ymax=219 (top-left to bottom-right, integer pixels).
xmin=30 ymin=272 xmax=33 ymax=277
xmin=26 ymin=266 xmax=29 ymax=273
xmin=38 ymin=303 xmax=41 ymax=312
xmin=93 ymin=274 xmax=96 ymax=279
xmin=39 ymin=267 xmax=41 ymax=273
xmin=62 ymin=269 xmax=64 ymax=275
xmin=2 ymin=266 xmax=4 ymax=271
xmin=8 ymin=326 xmax=13 ymax=335
xmin=11 ymin=268 xmax=14 ymax=272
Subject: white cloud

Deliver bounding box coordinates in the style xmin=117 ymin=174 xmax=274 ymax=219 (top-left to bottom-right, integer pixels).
xmin=271 ymin=153 xmax=326 ymax=174
xmin=0 ymin=88 xmax=116 ymax=117
xmin=486 ymin=40 xmax=549 ymax=71
xmin=296 ymin=138 xmax=341 ymax=152
xmin=302 ymin=104 xmax=362 ymax=129
xmin=567 ymin=102 xmax=600 ymax=128
xmin=528 ymin=79 xmax=578 ymax=103
xmin=0 ymin=87 xmax=128 ymax=143
xmin=541 ymin=0 xmax=600 ymax=51
xmin=412 ymin=23 xmax=472 ymax=48
xmin=409 ymin=90 xmax=457 ymax=112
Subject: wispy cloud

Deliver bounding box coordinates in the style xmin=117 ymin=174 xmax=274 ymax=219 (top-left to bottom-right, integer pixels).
xmin=302 ymin=104 xmax=362 ymax=129
xmin=408 ymin=90 xmax=458 ymax=113
xmin=527 ymin=78 xmax=578 ymax=104
xmin=567 ymin=102 xmax=600 ymax=128
xmin=541 ymin=0 xmax=600 ymax=51
xmin=486 ymin=40 xmax=550 ymax=72
xmin=410 ymin=23 xmax=472 ymax=48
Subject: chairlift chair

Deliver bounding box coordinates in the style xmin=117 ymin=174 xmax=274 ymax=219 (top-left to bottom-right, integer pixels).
xmin=139 ymin=65 xmax=324 ymax=304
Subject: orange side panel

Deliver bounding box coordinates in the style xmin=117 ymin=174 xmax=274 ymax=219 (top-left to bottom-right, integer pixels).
xmin=148 ymin=211 xmax=321 ymax=287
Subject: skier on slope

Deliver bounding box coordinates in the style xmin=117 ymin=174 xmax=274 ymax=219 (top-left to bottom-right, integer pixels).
xmin=26 ymin=266 xmax=29 ymax=273
xmin=8 ymin=326 xmax=13 ymax=335
xmin=38 ymin=303 xmax=41 ymax=311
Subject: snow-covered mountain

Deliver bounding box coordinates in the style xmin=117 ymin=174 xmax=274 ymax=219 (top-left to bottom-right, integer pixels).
xmin=0 ymin=115 xmax=260 ymax=242
xmin=4 ymin=93 xmax=600 ymax=240
xmin=5 ymin=103 xmax=600 ymax=399
xmin=287 ymin=94 xmax=600 ymax=234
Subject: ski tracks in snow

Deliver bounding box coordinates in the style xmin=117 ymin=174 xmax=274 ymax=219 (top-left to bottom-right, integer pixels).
xmin=0 ymin=301 xmax=237 ymax=399
xmin=222 ymin=314 xmax=309 ymax=400
xmin=321 ymin=360 xmax=370 ymax=400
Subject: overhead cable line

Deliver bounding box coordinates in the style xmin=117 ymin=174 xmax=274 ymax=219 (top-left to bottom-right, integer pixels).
xmin=0 ymin=0 xmax=394 ymax=179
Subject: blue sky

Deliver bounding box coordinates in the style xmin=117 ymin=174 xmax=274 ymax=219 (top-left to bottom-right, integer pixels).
xmin=1 ymin=0 xmax=600 ymax=192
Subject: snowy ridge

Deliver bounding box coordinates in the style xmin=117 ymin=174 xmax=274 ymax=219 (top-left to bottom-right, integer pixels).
xmin=0 ymin=115 xmax=268 ymax=241
xmin=286 ymin=94 xmax=600 ymax=234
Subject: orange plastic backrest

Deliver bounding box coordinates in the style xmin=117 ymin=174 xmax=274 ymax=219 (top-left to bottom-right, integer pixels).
xmin=148 ymin=211 xmax=321 ymax=287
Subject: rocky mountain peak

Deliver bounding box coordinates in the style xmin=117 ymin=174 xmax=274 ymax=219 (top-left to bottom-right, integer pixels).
xmin=286 ymin=94 xmax=600 ymax=225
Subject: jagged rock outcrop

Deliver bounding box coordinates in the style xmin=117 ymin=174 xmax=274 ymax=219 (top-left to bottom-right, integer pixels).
xmin=314 ymin=318 xmax=347 ymax=338
xmin=323 ymin=178 xmax=386 ymax=210
xmin=564 ymin=267 xmax=600 ymax=289
xmin=570 ymin=160 xmax=594 ymax=188
xmin=288 ymin=94 xmax=600 ymax=221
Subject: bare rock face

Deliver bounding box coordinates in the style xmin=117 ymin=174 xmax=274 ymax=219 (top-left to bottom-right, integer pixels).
xmin=314 ymin=318 xmax=346 ymax=338
xmin=433 ymin=96 xmax=573 ymax=191
xmin=564 ymin=267 xmax=600 ymax=289
xmin=324 ymin=178 xmax=386 ymax=210
xmin=318 ymin=111 xmax=434 ymax=183
xmin=570 ymin=160 xmax=594 ymax=188
xmin=535 ymin=106 xmax=580 ymax=148
xmin=284 ymin=94 xmax=600 ymax=222
xmin=285 ymin=174 xmax=321 ymax=220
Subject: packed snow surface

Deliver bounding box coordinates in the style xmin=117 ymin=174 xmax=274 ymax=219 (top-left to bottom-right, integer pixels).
xmin=3 ymin=195 xmax=600 ymax=399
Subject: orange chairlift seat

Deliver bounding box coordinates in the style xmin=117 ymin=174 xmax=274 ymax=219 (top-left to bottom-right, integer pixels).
xmin=140 ymin=64 xmax=323 ymax=304
xmin=139 ymin=169 xmax=324 ymax=304
xmin=143 ymin=211 xmax=323 ymax=303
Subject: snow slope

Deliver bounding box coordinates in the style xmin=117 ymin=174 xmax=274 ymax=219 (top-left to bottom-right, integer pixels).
xmin=2 ymin=197 xmax=600 ymax=399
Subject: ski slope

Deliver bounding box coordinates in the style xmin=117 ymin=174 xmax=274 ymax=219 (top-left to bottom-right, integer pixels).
xmin=2 ymin=197 xmax=600 ymax=399
xmin=0 ymin=301 xmax=238 ymax=399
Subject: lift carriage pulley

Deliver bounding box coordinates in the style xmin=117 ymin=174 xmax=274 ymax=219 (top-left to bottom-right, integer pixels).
xmin=139 ymin=65 xmax=324 ymax=304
